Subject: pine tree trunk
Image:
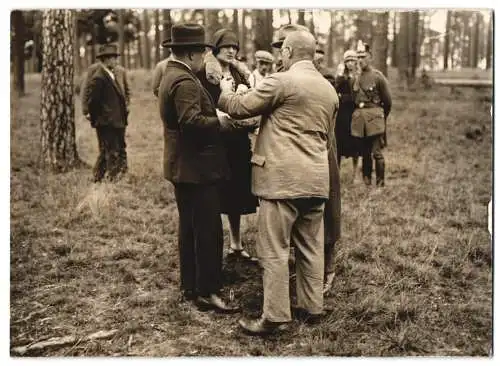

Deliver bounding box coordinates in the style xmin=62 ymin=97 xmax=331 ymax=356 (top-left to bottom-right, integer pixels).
xmin=40 ymin=10 xmax=81 ymax=172
xmin=471 ymin=12 xmax=480 ymax=68
xmin=73 ymin=14 xmax=81 ymax=75
xmin=397 ymin=11 xmax=410 ymax=85
xmin=232 ymin=9 xmax=239 ymax=38
xmin=372 ymin=11 xmax=389 ymax=76
xmin=298 ymin=10 xmax=305 ymax=25
xmin=118 ymin=10 xmax=125 ymax=67
xmin=136 ymin=37 xmax=143 ymax=68
xmin=409 ymin=11 xmax=419 ymax=81
xmin=326 ymin=11 xmax=335 ymax=68
xmin=486 ymin=13 xmax=492 ymax=69
xmin=252 ymin=9 xmax=273 ymax=52
xmin=162 ymin=10 xmax=172 ymax=59
xmin=204 ymin=9 xmax=220 ymax=42
xmin=308 ymin=10 xmax=315 ymax=35
xmin=126 ymin=41 xmax=131 ymax=69
xmin=154 ymin=10 xmax=160 ymax=64
xmin=11 ymin=10 xmax=25 ymax=96
xmin=443 ymin=10 xmax=452 ymax=70
xmin=391 ymin=11 xmax=398 ymax=67
xmin=143 ymin=10 xmax=151 ymax=69
xmin=355 ymin=10 xmax=372 ymax=48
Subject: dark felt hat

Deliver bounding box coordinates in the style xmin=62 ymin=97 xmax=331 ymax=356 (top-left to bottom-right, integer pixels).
xmin=96 ymin=43 xmax=120 ymax=58
xmin=162 ymin=23 xmax=214 ymax=49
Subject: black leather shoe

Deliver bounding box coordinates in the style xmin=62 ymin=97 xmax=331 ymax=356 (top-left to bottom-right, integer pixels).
xmin=195 ymin=294 xmax=240 ymax=313
xmin=238 ymin=317 xmax=289 ymax=336
xmin=179 ymin=290 xmax=197 ymax=303
xmin=293 ymin=306 xmax=332 ymax=325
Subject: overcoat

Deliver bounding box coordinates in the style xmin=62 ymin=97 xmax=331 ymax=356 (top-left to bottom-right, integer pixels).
xmin=158 ymin=61 xmax=229 ymax=184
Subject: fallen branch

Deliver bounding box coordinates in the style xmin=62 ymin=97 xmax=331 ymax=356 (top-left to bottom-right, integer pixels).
xmin=11 ymin=329 xmax=118 ymax=356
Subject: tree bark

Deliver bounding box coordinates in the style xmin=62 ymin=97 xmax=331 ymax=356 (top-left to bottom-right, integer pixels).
xmin=118 ymin=10 xmax=125 ymax=67
xmin=391 ymin=11 xmax=398 ymax=67
xmin=11 ymin=10 xmax=25 ymax=96
xmin=397 ymin=11 xmax=410 ymax=85
xmin=137 ymin=36 xmax=143 ymax=68
xmin=486 ymin=12 xmax=492 ymax=69
xmin=308 ymin=10 xmax=315 ymax=35
xmin=470 ymin=12 xmax=480 ymax=68
xmin=298 ymin=9 xmax=305 ymax=25
xmin=162 ymin=10 xmax=172 ymax=59
xmin=252 ymin=9 xmax=273 ymax=52
xmin=204 ymin=9 xmax=220 ymax=43
xmin=154 ymin=10 xmax=160 ymax=64
xmin=443 ymin=10 xmax=452 ymax=70
xmin=73 ymin=13 xmax=81 ymax=75
xmin=408 ymin=11 xmax=419 ymax=81
xmin=355 ymin=10 xmax=372 ymax=49
xmin=40 ymin=10 xmax=81 ymax=172
xmin=143 ymin=10 xmax=151 ymax=69
xmin=326 ymin=11 xmax=335 ymax=68
xmin=232 ymin=9 xmax=239 ymax=39
xmin=372 ymin=11 xmax=389 ymax=76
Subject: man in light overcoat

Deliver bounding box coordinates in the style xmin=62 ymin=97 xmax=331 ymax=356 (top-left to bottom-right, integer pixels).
xmin=218 ymin=30 xmax=339 ymax=335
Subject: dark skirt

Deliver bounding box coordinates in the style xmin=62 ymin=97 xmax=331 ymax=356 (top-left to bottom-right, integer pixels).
xmin=219 ymin=130 xmax=258 ymax=215
xmin=335 ymin=102 xmax=363 ymax=158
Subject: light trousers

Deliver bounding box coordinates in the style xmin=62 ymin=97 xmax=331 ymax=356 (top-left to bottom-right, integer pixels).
xmin=257 ymin=197 xmax=326 ymax=322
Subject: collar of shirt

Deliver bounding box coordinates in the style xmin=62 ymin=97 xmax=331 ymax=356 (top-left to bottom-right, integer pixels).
xmin=170 ymin=59 xmax=192 ymax=72
xmin=289 ymin=59 xmax=314 ymax=71
xmin=101 ymin=64 xmax=115 ymax=80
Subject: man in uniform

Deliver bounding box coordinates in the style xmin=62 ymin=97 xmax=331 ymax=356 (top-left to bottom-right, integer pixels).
xmin=272 ymin=24 xmax=341 ymax=295
xmin=351 ymin=43 xmax=392 ymax=187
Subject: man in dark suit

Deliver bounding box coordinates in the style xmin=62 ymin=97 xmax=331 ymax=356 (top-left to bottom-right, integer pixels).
xmin=82 ymin=44 xmax=128 ymax=182
xmin=158 ymin=23 xmax=238 ymax=313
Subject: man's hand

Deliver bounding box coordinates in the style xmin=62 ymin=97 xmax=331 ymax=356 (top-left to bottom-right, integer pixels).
xmin=235 ymin=84 xmax=249 ymax=95
xmin=85 ymin=113 xmax=91 ymax=121
xmin=220 ymin=77 xmax=235 ymax=93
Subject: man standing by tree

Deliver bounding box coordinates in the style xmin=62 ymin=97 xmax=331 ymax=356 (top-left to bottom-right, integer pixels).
xmin=351 ymin=43 xmax=392 ymax=187
xmin=82 ymin=44 xmax=128 ymax=182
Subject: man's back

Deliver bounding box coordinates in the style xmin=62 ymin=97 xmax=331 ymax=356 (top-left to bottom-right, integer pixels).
xmin=252 ymin=61 xmax=338 ymax=199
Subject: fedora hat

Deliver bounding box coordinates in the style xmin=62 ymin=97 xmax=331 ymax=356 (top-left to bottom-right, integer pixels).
xmin=271 ymin=24 xmax=310 ymax=48
xmin=162 ymin=23 xmax=214 ymax=49
xmin=96 ymin=43 xmax=119 ymax=59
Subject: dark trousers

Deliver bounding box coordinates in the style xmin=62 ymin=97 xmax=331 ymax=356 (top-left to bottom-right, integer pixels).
xmin=173 ymin=183 xmax=224 ymax=296
xmin=362 ymin=134 xmax=385 ymax=186
xmin=93 ymin=126 xmax=127 ymax=182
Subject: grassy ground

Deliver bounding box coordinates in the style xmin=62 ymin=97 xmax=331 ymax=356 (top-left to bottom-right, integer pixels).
xmin=10 ymin=69 xmax=492 ymax=356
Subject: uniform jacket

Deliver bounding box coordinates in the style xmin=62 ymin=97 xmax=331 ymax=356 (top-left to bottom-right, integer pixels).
xmin=218 ymin=60 xmax=339 ymax=200
xmin=82 ymin=63 xmax=128 ymax=129
xmin=158 ymin=60 xmax=229 ymax=184
xmin=351 ymin=66 xmax=392 ymax=137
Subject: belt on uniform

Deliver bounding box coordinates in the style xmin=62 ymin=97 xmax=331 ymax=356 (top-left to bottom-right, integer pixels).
xmin=357 ymin=102 xmax=380 ymax=109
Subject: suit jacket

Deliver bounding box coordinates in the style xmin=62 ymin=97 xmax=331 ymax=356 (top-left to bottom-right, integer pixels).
xmin=158 ymin=60 xmax=229 ymax=184
xmin=83 ymin=63 xmax=128 ymax=129
xmin=82 ymin=63 xmax=130 ymax=114
xmin=218 ymin=60 xmax=339 ymax=200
